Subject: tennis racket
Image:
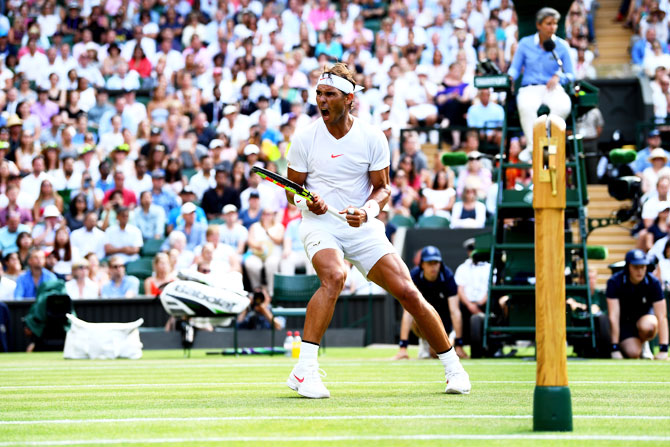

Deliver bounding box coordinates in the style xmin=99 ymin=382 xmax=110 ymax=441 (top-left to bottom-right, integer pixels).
xmin=251 ymin=166 xmax=346 ymax=221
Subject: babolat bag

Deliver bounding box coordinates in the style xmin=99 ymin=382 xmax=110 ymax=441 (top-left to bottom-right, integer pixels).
xmin=159 ymin=276 xmax=250 ymax=318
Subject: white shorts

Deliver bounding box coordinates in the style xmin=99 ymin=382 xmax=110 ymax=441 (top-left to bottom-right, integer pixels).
xmin=299 ymin=217 xmax=396 ymax=278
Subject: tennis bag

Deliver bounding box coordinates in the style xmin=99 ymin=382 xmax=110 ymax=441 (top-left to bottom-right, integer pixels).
xmin=159 ymin=279 xmax=250 ymax=318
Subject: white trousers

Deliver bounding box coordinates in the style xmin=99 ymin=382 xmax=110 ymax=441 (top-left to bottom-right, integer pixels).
xmin=517 ymin=85 xmax=572 ymax=151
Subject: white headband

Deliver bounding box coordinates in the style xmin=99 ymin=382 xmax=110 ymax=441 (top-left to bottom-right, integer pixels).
xmin=317 ymin=73 xmax=364 ymax=94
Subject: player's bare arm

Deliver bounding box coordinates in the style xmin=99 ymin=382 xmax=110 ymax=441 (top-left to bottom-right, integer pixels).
xmin=341 ymin=167 xmax=391 ymax=227
xmin=286 ymin=167 xmax=328 ymax=216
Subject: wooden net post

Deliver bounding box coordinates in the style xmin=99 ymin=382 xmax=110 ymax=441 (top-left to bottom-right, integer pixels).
xmin=531 ymin=114 xmax=573 ymax=432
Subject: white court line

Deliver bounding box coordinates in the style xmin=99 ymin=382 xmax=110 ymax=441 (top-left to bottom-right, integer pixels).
xmin=0 ymin=360 xmax=666 ymax=372
xmin=3 ymin=414 xmax=670 ymax=426
xmin=0 ymin=434 xmax=669 ymax=445
xmin=1 ymin=379 xmax=668 ymax=391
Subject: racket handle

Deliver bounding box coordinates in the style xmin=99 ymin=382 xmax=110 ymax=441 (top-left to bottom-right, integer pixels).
xmin=326 ymin=205 xmax=347 ymax=222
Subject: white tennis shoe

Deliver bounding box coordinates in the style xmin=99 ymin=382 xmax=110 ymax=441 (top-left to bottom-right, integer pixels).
xmin=287 ymin=364 xmax=331 ymax=399
xmin=641 ymin=341 xmax=654 ymax=360
xmin=445 ymin=366 xmax=471 ymax=394
xmin=418 ymin=338 xmax=432 ymax=359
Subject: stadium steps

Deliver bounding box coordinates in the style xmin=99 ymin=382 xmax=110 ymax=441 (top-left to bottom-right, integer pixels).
xmin=421 ymin=143 xmax=442 ymax=171
xmin=586 ymin=184 xmax=636 ymax=288
xmin=593 ymin=0 xmax=634 ymax=74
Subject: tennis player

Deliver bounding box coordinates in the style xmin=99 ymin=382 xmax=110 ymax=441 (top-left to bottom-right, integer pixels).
xmin=285 ymin=63 xmax=470 ymax=398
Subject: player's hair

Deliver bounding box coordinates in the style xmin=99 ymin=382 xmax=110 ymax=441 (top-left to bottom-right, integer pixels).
xmin=321 ymin=62 xmax=357 ymax=110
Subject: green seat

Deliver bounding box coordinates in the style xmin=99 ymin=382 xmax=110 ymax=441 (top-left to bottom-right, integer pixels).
xmin=417 ymin=215 xmax=450 ymax=228
xmin=125 ymin=257 xmax=154 ymax=281
xmin=390 ymin=214 xmax=416 ymax=228
xmin=182 ymin=168 xmax=197 ymax=180
xmin=141 ymin=238 xmax=165 ymax=257
xmin=270 ymin=274 xmax=322 ymax=354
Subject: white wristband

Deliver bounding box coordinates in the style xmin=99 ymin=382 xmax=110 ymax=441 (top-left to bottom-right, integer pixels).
xmin=363 ymin=200 xmax=380 ymax=220
xmin=294 ymin=195 xmax=309 ymax=211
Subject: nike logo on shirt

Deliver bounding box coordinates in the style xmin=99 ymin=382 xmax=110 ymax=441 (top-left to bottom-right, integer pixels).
xmin=331 ymin=154 xmax=344 ymax=158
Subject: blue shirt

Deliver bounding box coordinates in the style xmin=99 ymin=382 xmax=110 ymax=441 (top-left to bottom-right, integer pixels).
xmin=410 ymin=263 xmax=458 ymax=319
xmin=101 ymin=275 xmax=140 ymax=298
xmin=508 ymin=34 xmax=575 ymax=86
xmin=630 ymin=146 xmax=670 ymax=173
xmin=14 ymin=269 xmax=58 ymax=300
xmin=0 ymin=223 xmax=31 ymax=254
xmin=631 ymin=39 xmax=668 ymax=66
xmin=152 ymin=188 xmax=180 ymax=217
xmin=164 ymin=221 xmax=207 ymax=252
xmin=467 ymin=101 xmax=505 ymax=129
xmin=606 ymin=270 xmax=664 ymax=321
xmin=167 ymin=206 xmax=207 ymax=228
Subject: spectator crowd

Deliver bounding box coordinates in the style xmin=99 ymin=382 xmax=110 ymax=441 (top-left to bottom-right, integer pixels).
xmin=0 ymin=0 xmax=601 ymax=301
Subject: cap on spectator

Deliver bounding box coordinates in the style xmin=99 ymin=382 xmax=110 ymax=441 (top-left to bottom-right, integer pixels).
xmin=381 ymin=120 xmax=393 ymax=131
xmin=625 ymin=249 xmax=649 ymax=266
xmin=223 ymin=105 xmax=238 ymax=115
xmin=454 ymin=19 xmax=467 ymax=29
xmin=378 ymin=104 xmax=391 ymax=114
xmin=6 ymin=115 xmax=22 ymax=127
xmin=85 ymin=42 xmax=97 ymax=51
xmin=222 ymin=204 xmax=238 ymax=214
xmin=244 ymin=144 xmax=260 ymax=156
xmin=657 ymin=201 xmax=670 ymax=214
xmin=0 ymin=29 xmax=7 ymax=38
xmin=113 ymin=143 xmax=130 ymax=152
xmin=181 ymin=202 xmax=197 ymax=215
xmin=463 ymin=238 xmax=476 ymax=251
xmin=249 ymin=190 xmax=260 ymax=199
xmin=153 ymin=144 xmax=166 ymax=152
xmin=79 ymin=144 xmax=95 ymax=156
xmin=43 ymin=205 xmax=61 ymax=218
xmin=0 ymin=141 xmax=8 ymax=150
xmin=648 ymin=148 xmax=668 ymax=162
xmin=44 ymin=141 xmax=59 ymax=150
xmin=72 ymin=258 xmax=89 ymax=269
xmin=649 ymin=129 xmax=661 ymax=138
xmin=68 ymin=1 xmax=81 ymax=9
xmin=180 ymin=185 xmax=194 ymax=195
xmin=467 ymin=151 xmax=484 ymax=160
xmin=151 ymin=169 xmax=165 ymax=179
xmin=209 ymin=139 xmax=224 ymax=149
xmin=416 ymin=65 xmax=430 ymax=76
xmin=59 ymin=152 xmax=74 ymax=161
xmin=151 ymin=126 xmax=162 ymax=135
xmin=420 ymin=246 xmax=442 ymax=262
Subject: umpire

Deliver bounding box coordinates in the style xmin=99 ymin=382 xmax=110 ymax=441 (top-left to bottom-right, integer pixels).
xmin=607 ymin=249 xmax=669 ymax=359
xmin=393 ymin=246 xmax=466 ymax=359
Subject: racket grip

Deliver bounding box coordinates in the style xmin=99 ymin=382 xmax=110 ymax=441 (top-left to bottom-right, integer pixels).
xmin=326 ymin=205 xmax=347 ymax=222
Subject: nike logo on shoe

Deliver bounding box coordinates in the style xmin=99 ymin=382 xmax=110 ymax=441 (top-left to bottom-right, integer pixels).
xmin=293 ymin=374 xmax=305 ymax=383
xmin=331 ymin=154 xmax=344 ymax=158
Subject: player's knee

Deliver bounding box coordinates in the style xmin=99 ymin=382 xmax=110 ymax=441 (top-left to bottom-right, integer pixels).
xmin=320 ymin=268 xmax=347 ymax=296
xmin=396 ymin=285 xmax=425 ymax=315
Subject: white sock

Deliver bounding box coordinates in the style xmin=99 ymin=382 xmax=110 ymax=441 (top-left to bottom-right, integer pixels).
xmin=297 ymin=341 xmax=319 ymax=367
xmin=438 ymin=347 xmax=462 ymax=373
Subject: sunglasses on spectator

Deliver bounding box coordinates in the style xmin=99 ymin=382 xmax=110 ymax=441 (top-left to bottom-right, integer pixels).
xmin=110 ymin=264 xmax=124 ymax=269
xmin=200 ymin=268 xmax=211 ymax=274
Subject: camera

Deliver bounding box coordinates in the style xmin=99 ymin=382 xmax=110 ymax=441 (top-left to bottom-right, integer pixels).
xmin=252 ymin=290 xmax=265 ymax=307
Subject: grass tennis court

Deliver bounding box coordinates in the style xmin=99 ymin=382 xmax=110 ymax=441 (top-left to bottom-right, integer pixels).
xmin=1 ymin=347 xmax=668 ymax=446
